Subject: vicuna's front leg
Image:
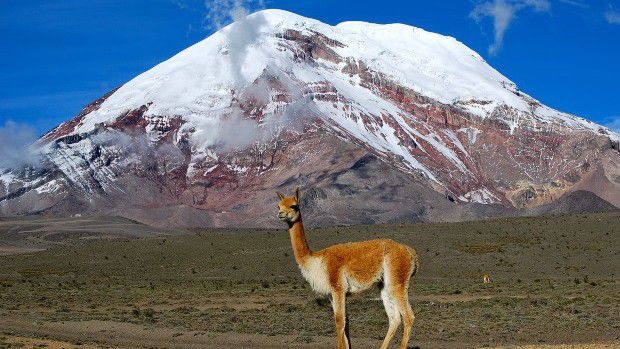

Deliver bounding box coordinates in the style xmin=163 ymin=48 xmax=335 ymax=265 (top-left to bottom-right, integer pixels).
xmin=331 ymin=290 xmax=350 ymax=349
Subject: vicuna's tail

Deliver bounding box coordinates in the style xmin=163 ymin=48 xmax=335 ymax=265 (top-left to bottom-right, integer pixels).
xmin=408 ymin=246 xmax=420 ymax=277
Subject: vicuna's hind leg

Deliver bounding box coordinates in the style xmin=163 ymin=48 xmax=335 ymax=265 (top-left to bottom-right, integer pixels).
xmin=385 ymin=248 xmax=416 ymax=349
xmin=395 ymin=290 xmax=414 ymax=349
xmin=379 ymin=287 xmax=400 ymax=349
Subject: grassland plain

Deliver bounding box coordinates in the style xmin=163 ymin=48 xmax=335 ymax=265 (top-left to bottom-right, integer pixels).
xmin=0 ymin=213 xmax=619 ymax=348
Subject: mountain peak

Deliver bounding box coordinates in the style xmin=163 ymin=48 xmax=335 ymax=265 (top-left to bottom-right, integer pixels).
xmin=2 ymin=10 xmax=619 ymax=227
xmin=63 ymin=9 xmax=615 ymax=140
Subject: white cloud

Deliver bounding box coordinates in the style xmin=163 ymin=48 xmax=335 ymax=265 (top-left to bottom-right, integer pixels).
xmin=169 ymin=0 xmax=265 ymax=34
xmin=606 ymin=9 xmax=620 ymax=24
xmin=170 ymin=0 xmax=189 ymax=9
xmin=471 ymin=0 xmax=551 ymax=55
xmin=558 ymin=0 xmax=589 ymax=8
xmin=0 ymin=121 xmax=42 ymax=170
xmin=189 ymin=67 xmax=311 ymax=152
xmin=91 ymin=131 xmax=185 ymax=170
xmin=523 ymin=0 xmax=551 ymax=12
xmin=201 ymin=0 xmax=265 ymax=31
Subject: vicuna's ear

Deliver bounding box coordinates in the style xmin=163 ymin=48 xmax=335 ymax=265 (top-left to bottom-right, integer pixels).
xmin=276 ymin=192 xmax=285 ymax=200
xmin=295 ymin=187 xmax=301 ymax=202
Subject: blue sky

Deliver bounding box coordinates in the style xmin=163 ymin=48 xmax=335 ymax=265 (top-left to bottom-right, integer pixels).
xmin=0 ymin=0 xmax=619 ymax=135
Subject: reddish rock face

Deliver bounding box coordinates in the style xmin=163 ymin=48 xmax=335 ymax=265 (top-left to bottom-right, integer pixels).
xmin=1 ymin=12 xmax=618 ymax=227
xmin=276 ymin=29 xmax=344 ymax=63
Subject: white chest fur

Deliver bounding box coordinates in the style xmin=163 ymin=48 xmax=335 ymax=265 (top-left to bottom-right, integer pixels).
xmin=299 ymin=256 xmax=332 ymax=295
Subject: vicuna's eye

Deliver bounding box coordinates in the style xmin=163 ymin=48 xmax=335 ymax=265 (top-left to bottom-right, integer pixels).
xmin=290 ymin=205 xmax=299 ymax=211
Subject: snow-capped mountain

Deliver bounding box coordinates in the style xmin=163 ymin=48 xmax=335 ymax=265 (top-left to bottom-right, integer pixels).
xmin=1 ymin=10 xmax=619 ymax=227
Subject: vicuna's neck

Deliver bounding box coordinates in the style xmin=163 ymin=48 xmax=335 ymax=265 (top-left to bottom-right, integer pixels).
xmin=288 ymin=218 xmax=311 ymax=264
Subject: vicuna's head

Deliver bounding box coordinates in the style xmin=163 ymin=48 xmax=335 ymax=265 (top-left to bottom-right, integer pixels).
xmin=276 ymin=187 xmax=301 ymax=224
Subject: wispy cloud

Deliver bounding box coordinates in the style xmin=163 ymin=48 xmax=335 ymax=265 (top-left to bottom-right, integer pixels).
xmin=0 ymin=121 xmax=43 ymax=170
xmin=201 ymin=0 xmax=265 ymax=31
xmin=606 ymin=8 xmax=620 ymax=24
xmin=170 ymin=0 xmax=265 ymax=33
xmin=170 ymin=0 xmax=189 ymax=10
xmin=558 ymin=0 xmax=589 ymax=8
xmin=470 ymin=0 xmax=551 ymax=56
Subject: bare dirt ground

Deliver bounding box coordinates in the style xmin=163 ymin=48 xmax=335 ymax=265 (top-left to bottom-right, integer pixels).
xmin=0 ymin=213 xmax=619 ymax=348
xmin=2 ymin=320 xmax=617 ymax=349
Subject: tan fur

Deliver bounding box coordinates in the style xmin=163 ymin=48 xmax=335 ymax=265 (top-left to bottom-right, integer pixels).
xmin=276 ymin=188 xmax=420 ymax=349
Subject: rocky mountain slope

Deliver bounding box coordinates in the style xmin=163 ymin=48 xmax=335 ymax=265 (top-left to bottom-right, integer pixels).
xmin=1 ymin=9 xmax=618 ymax=227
